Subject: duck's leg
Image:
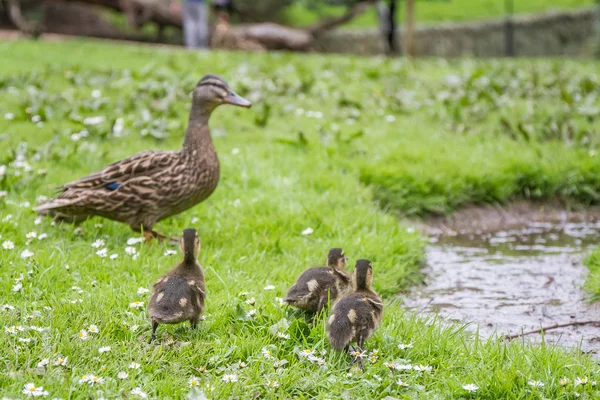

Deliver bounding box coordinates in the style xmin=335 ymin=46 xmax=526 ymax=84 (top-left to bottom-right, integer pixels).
xmin=356 ymin=335 xmax=365 ymax=371
xmin=143 ymin=230 xmax=179 ymax=245
xmin=317 ymin=295 xmax=327 ymax=314
xmin=149 ymin=320 xmax=159 ymax=343
xmin=190 ymin=318 xmax=198 ymax=330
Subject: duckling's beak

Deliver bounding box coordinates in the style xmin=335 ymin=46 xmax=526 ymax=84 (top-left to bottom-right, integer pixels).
xmin=224 ymin=90 xmax=252 ymax=108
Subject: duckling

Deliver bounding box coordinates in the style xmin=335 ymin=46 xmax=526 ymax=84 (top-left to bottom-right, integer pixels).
xmin=327 ymin=259 xmax=383 ymax=370
xmin=148 ymin=228 xmax=205 ymax=342
xmin=285 ymin=248 xmax=351 ymax=313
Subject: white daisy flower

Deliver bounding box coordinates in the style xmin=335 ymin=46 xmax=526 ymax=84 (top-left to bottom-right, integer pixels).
xmin=20 ymin=249 xmax=34 ymax=259
xmin=22 ymin=383 xmax=48 ymax=397
xmin=12 ymin=282 xmax=23 ymax=293
xmin=130 ymin=388 xmax=147 ymax=399
xmin=88 ymin=375 xmax=104 ymax=385
xmin=91 ymin=90 xmax=102 ymax=98
xmin=129 ymin=301 xmax=144 ymax=309
xmin=37 ymin=233 xmax=47 ymax=241
xmin=2 ymin=304 xmax=15 ymax=311
xmin=527 ymin=380 xmax=544 ymax=388
xmin=222 ymin=374 xmax=238 ymax=383
xmin=4 ymin=112 xmax=14 ymax=120
xmin=77 ymin=329 xmax=89 ymax=340
xmin=118 ymin=371 xmax=129 ymax=379
xmin=263 ymin=285 xmax=275 ymax=291
xmin=83 ymin=116 xmax=105 ymax=125
xmin=5 ymin=326 xmax=17 ymax=334
xmin=96 ymin=248 xmax=108 ymax=258
xmin=109 ymin=254 xmax=118 ymax=260
xmin=246 ymin=309 xmax=257 ymax=318
xmin=78 ymin=375 xmax=90 ymax=384
xmin=26 ymin=232 xmax=37 ymax=240
xmin=2 ymin=240 xmax=14 ymax=250
xmin=276 ymin=332 xmax=290 ymax=340
xmin=125 ymin=246 xmax=137 ymax=256
xmin=462 ymin=384 xmax=478 ymax=392
xmin=137 ymin=287 xmax=150 ymax=295
xmin=34 ymin=217 xmax=42 ymax=225
xmin=397 ymin=379 xmax=409 ymax=387
xmin=559 ymin=377 xmax=568 ymax=387
xmin=129 ymin=362 xmax=141 ymax=369
xmin=164 ymin=249 xmax=177 ymax=256
xmin=98 ymin=346 xmax=111 ymax=354
xmin=130 ymin=325 xmax=139 ymax=332
xmin=231 ymin=148 xmax=240 ymax=155
xmin=395 ymin=364 xmax=413 ymax=371
xmin=37 ymin=358 xmax=49 ymax=368
xmin=261 ymin=347 xmax=273 ymax=359
xmin=189 ymin=376 xmax=200 ymax=387
xmin=349 ymin=350 xmax=366 ymax=359
xmin=301 ymin=227 xmax=313 ymax=235
xmin=127 ymin=237 xmax=144 ymax=245
xmin=91 ymin=239 xmax=105 ymax=248
xmin=398 ymin=343 xmax=413 ymax=350
xmin=298 ymin=349 xmax=313 ymax=358
xmin=413 ymin=364 xmax=432 ymax=372
xmin=54 ymin=357 xmax=68 ymax=367
xmin=385 ymin=115 xmax=396 ymax=122
xmin=575 ymin=377 xmax=588 ymax=386
xmin=246 ymin=297 xmax=256 ymax=305
xmin=266 ymin=380 xmax=279 ymax=388
xmin=88 ymin=325 xmax=99 ymax=334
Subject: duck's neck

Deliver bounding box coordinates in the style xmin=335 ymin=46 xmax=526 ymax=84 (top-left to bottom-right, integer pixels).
xmin=183 ymin=101 xmax=216 ymax=153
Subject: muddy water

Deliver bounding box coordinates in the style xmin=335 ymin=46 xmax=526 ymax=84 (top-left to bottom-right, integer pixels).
xmin=404 ymin=222 xmax=600 ymax=354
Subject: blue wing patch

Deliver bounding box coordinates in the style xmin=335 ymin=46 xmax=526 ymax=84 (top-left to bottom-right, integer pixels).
xmin=106 ymin=182 xmax=120 ymax=191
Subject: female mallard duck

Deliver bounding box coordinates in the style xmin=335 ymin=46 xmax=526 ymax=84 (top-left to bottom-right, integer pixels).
xmin=34 ymin=75 xmax=251 ymax=243
xmin=285 ymin=248 xmax=351 ymax=313
xmin=327 ymin=259 xmax=383 ymax=370
xmin=148 ymin=228 xmax=205 ymax=342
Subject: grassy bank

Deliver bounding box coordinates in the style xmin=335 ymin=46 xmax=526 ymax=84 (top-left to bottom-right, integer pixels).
xmin=285 ymin=0 xmax=596 ymax=28
xmin=1 ymin=39 xmax=600 ymax=398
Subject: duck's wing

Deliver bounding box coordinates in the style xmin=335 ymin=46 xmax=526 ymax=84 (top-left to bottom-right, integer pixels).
xmin=34 ymin=150 xmax=178 ymax=213
xmin=60 ymin=150 xmax=177 ymax=191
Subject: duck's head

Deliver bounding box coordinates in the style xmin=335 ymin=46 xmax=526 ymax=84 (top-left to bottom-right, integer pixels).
xmin=353 ymin=259 xmax=373 ymax=290
xmin=180 ymin=228 xmax=200 ymax=263
xmin=327 ymin=248 xmax=348 ymax=269
xmin=193 ymin=74 xmax=251 ymax=110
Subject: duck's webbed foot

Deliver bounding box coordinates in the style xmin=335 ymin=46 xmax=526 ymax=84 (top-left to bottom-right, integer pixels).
xmin=143 ymin=230 xmax=180 ymax=245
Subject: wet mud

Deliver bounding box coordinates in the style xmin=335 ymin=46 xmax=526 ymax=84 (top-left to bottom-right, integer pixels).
xmin=404 ymin=221 xmax=600 ymax=354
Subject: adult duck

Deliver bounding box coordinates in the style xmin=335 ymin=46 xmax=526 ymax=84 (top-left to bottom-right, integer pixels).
xmin=35 ymin=75 xmax=251 ymax=242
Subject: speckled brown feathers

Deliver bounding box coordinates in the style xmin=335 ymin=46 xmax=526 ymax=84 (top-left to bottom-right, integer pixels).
xmin=34 ymin=75 xmax=250 ymax=240
xmin=327 ymin=260 xmax=383 ymax=356
xmin=285 ymin=248 xmax=351 ymax=313
xmin=148 ymin=229 xmax=206 ymax=342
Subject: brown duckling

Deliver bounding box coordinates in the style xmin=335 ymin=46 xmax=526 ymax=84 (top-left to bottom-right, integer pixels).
xmin=284 ymin=248 xmax=351 ymax=313
xmin=148 ymin=228 xmax=206 ymax=342
xmin=327 ymin=259 xmax=383 ymax=370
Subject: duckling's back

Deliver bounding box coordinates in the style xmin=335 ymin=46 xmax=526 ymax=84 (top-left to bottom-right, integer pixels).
xmin=327 ymin=291 xmax=383 ymax=351
xmin=148 ymin=265 xmax=205 ymax=324
xmin=285 ymin=267 xmax=347 ymax=311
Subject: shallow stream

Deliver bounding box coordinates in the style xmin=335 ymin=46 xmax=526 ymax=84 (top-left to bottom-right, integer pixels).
xmin=404 ymin=222 xmax=600 ymax=354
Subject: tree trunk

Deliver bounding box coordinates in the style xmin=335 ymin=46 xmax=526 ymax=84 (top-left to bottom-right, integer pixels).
xmin=404 ymin=0 xmax=415 ymax=57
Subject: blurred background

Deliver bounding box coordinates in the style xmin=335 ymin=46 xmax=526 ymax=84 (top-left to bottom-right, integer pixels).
xmin=1 ymin=0 xmax=600 ymax=57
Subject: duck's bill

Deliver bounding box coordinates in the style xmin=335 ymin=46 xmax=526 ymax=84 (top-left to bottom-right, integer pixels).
xmin=224 ymin=91 xmax=252 ymax=108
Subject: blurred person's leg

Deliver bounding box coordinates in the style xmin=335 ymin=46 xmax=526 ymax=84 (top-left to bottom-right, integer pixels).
xmin=197 ymin=2 xmax=209 ymax=48
xmin=183 ymin=1 xmax=200 ymax=48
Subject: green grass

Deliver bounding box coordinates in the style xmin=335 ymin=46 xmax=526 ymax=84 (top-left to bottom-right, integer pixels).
xmin=584 ymin=248 xmax=600 ymax=300
xmin=1 ymin=39 xmax=600 ymax=398
xmin=285 ymin=0 xmax=596 ymax=29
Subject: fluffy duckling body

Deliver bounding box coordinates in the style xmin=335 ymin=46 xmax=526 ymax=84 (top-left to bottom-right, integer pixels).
xmin=327 ymin=259 xmax=383 ymax=369
xmin=285 ymin=248 xmax=351 ymax=313
xmin=148 ymin=229 xmax=205 ymax=342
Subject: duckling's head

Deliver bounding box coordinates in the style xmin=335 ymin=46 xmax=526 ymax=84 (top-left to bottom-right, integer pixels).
xmin=353 ymin=259 xmax=373 ymax=290
xmin=327 ymin=248 xmax=348 ymax=269
xmin=193 ymin=74 xmax=251 ymax=111
xmin=180 ymin=228 xmax=200 ymax=264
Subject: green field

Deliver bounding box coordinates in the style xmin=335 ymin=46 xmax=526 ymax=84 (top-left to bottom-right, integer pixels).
xmin=1 ymin=39 xmax=600 ymax=398
xmin=286 ymin=0 xmax=596 ymax=28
